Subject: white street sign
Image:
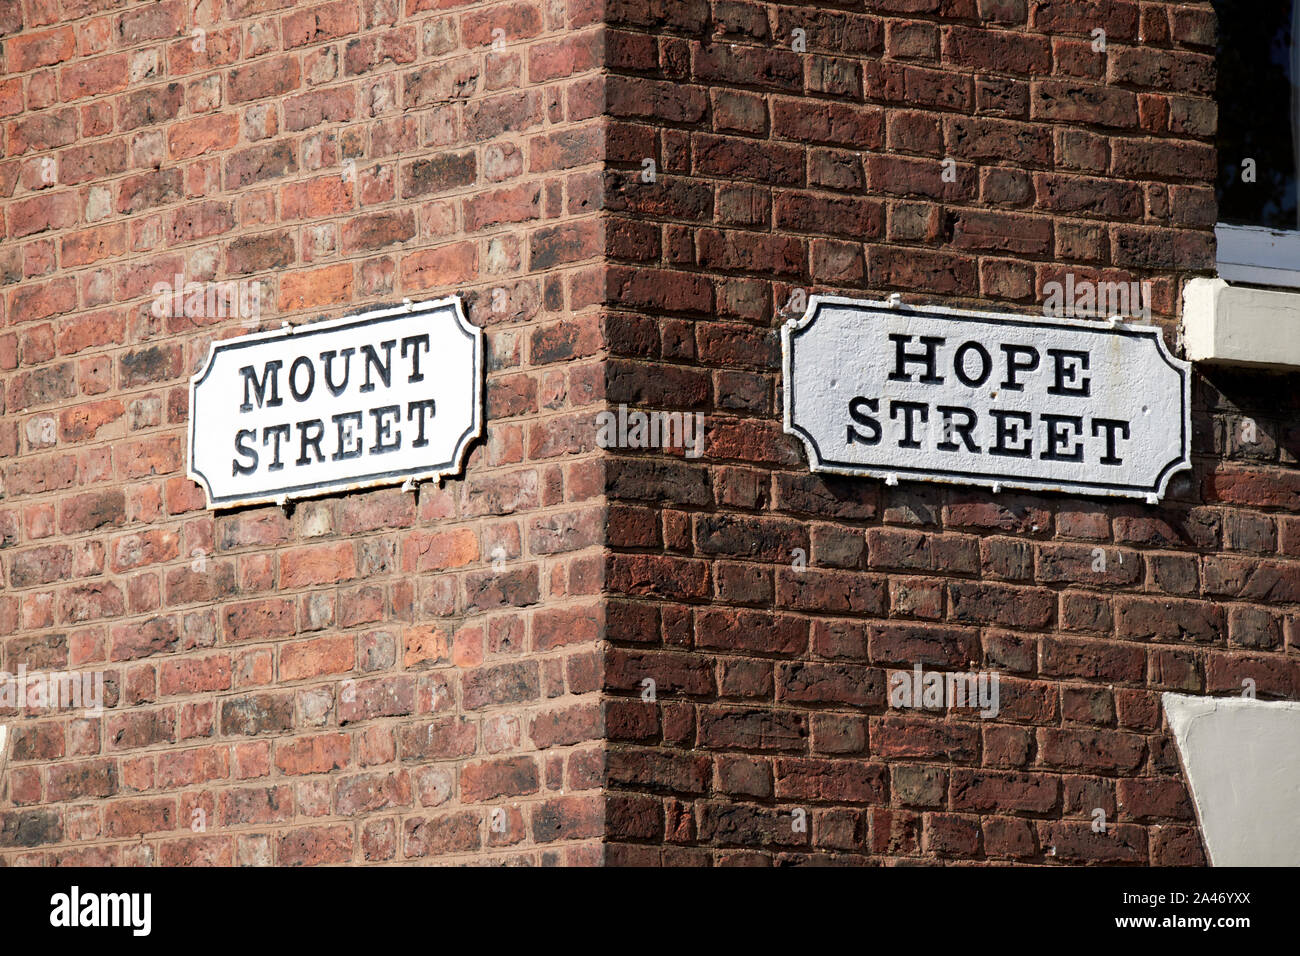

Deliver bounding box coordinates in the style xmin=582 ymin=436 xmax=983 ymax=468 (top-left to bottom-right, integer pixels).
xmin=189 ymin=297 xmax=482 ymax=509
xmin=782 ymin=296 xmax=1191 ymax=502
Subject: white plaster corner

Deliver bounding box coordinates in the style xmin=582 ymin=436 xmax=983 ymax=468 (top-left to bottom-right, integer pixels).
xmin=1162 ymin=692 xmax=1300 ymax=867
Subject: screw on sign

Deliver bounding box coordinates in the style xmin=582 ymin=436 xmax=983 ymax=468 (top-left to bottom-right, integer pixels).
xmin=188 ymin=297 xmax=483 ymax=509
xmin=783 ymin=296 xmax=1191 ymax=502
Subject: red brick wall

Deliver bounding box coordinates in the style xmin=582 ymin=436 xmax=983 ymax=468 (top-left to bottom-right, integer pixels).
xmin=1 ymin=0 xmax=608 ymax=864
xmin=597 ymin=0 xmax=1298 ymax=866
xmin=2 ymin=0 xmax=1295 ymax=868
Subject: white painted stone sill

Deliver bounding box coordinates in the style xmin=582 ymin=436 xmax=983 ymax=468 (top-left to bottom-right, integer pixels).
xmin=1183 ymin=277 xmax=1300 ymax=370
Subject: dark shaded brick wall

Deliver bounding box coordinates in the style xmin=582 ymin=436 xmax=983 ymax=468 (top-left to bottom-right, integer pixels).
xmin=595 ymin=0 xmax=1291 ymax=866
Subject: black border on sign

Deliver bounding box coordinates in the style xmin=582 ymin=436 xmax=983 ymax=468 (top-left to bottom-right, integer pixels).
xmin=187 ymin=297 xmax=482 ymax=509
xmin=781 ymin=295 xmax=1192 ymax=501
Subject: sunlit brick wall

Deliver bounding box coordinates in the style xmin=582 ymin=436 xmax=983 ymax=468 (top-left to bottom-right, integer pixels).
xmin=0 ymin=0 xmax=608 ymax=865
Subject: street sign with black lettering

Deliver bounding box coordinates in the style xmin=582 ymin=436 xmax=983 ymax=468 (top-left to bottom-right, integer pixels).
xmin=782 ymin=296 xmax=1191 ymax=502
xmin=188 ymin=297 xmax=482 ymax=509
